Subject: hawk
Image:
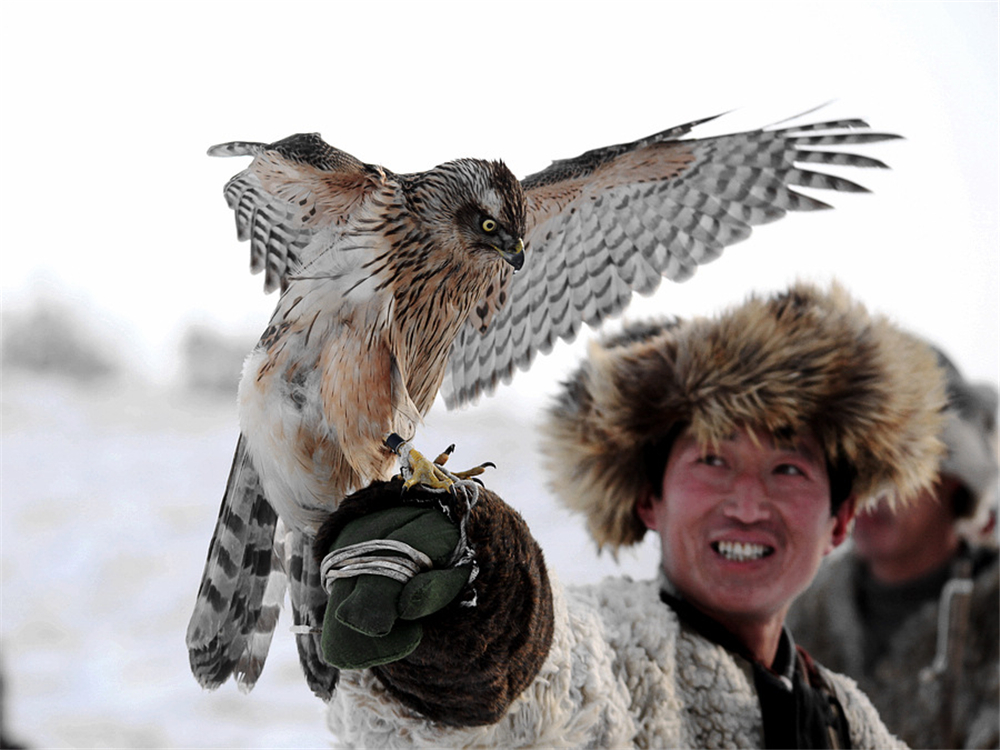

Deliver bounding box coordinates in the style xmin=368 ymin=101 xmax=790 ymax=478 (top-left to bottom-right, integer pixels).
xmin=186 ymin=111 xmax=899 ymax=700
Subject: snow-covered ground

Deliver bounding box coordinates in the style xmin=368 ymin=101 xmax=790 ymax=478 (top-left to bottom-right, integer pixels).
xmin=1 ymin=373 xmax=659 ymax=748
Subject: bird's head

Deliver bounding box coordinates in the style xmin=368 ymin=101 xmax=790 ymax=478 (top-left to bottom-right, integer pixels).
xmin=415 ymin=159 xmax=526 ymax=271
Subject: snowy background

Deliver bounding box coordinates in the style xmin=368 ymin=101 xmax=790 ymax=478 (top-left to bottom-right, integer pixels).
xmin=2 ymin=1 xmax=997 ymax=747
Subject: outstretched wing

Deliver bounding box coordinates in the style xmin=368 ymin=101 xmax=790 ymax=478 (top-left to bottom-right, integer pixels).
xmin=210 ymin=133 xmax=385 ymax=293
xmin=442 ymin=113 xmax=900 ymax=407
xmin=186 ymin=435 xmax=287 ymax=692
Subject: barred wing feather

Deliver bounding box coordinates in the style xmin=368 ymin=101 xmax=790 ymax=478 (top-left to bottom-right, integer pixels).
xmin=209 ymin=133 xmax=383 ymax=293
xmin=442 ymin=116 xmax=899 ymax=408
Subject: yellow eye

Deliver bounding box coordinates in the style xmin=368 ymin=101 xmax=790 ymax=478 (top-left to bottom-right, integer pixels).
xmin=481 ymin=218 xmax=497 ymax=233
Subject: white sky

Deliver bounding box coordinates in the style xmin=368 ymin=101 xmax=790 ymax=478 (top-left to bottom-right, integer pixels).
xmin=1 ymin=0 xmax=998 ymax=396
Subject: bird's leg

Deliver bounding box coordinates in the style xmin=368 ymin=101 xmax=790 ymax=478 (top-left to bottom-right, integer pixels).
xmin=385 ymin=434 xmax=495 ymax=492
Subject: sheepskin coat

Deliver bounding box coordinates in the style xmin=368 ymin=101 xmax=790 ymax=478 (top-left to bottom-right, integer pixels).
xmin=788 ymin=544 xmax=1000 ymax=749
xmin=326 ymin=573 xmax=903 ymax=748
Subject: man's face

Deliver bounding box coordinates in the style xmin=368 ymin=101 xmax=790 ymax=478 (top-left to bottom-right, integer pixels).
xmin=638 ymin=426 xmax=854 ymax=628
xmin=852 ymin=475 xmax=961 ymax=575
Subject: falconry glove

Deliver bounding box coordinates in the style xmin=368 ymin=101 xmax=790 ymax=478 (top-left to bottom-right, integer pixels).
xmin=314 ymin=477 xmax=554 ymax=727
xmin=317 ymin=503 xmax=474 ymax=670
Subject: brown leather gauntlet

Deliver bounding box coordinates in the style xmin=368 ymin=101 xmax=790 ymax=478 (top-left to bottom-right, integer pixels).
xmin=315 ymin=477 xmax=554 ymax=727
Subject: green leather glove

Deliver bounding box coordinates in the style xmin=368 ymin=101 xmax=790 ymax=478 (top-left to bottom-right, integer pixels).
xmin=319 ymin=504 xmax=473 ymax=670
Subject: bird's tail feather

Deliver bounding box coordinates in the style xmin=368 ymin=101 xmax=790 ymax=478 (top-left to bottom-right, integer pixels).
xmin=233 ymin=518 xmax=290 ymax=692
xmin=289 ymin=529 xmax=340 ymax=701
xmin=186 ymin=435 xmax=284 ymax=693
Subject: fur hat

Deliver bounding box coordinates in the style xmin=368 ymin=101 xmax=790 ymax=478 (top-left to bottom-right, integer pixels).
xmin=929 ymin=346 xmax=998 ymax=537
xmin=541 ymin=281 xmax=948 ymax=551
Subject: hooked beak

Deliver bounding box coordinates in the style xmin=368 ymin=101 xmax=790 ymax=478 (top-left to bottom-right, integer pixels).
xmin=496 ymin=237 xmax=525 ymax=271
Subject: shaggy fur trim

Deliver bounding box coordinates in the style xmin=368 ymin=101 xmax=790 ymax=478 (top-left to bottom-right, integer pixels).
xmin=542 ymin=281 xmax=948 ymax=550
xmin=932 ymin=346 xmax=999 ymax=533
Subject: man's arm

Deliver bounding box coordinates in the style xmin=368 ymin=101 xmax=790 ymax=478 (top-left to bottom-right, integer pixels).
xmin=317 ymin=478 xmax=635 ymax=746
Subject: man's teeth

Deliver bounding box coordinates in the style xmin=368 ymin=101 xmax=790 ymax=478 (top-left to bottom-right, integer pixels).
xmin=713 ymin=541 xmax=774 ymax=562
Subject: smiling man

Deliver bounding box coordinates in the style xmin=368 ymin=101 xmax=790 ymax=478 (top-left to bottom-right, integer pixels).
xmin=315 ymin=282 xmax=948 ymax=748
xmin=638 ymin=427 xmax=856 ymax=670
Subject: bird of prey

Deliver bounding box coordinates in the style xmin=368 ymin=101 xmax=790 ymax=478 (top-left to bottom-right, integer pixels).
xmin=186 ymin=111 xmax=899 ymax=700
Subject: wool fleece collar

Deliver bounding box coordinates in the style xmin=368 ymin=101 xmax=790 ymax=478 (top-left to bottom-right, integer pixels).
xmin=660 ymin=587 xmax=851 ymax=749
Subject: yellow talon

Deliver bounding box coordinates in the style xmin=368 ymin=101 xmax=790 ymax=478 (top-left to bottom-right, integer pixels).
xmin=452 ymin=463 xmax=494 ymax=480
xmin=386 ymin=434 xmax=495 ymax=493
xmin=433 ymin=444 xmax=456 ymax=466
xmin=402 ymin=447 xmax=456 ymax=492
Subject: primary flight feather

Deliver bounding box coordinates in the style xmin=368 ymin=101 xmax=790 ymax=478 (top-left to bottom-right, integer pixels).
xmin=186 ymin=112 xmax=899 ymax=700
